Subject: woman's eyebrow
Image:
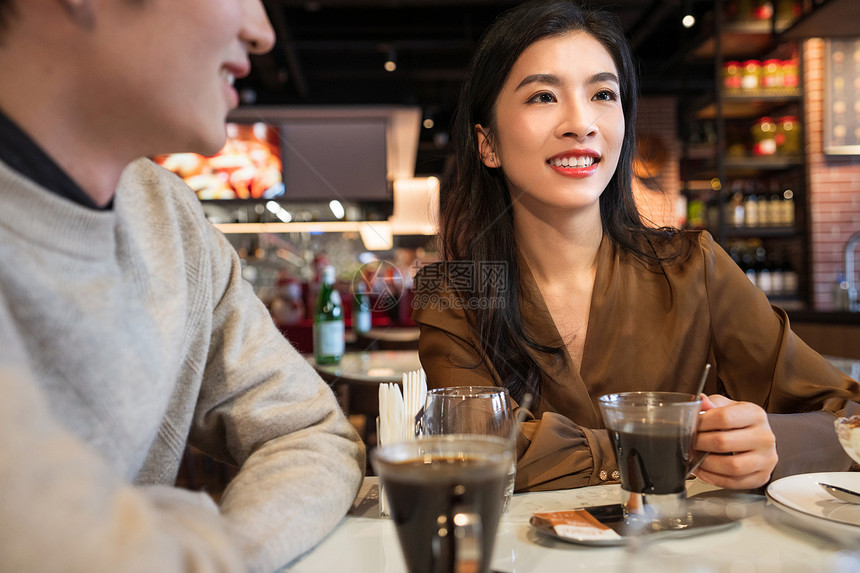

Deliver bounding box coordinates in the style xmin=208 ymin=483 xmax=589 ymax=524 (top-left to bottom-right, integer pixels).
xmin=588 ymin=71 xmax=619 ymax=86
xmin=514 ymin=71 xmax=619 ymax=91
xmin=514 ymin=73 xmax=562 ymax=91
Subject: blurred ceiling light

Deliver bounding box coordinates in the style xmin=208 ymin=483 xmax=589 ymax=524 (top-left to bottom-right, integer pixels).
xmin=266 ymin=200 xmax=292 ymax=223
xmin=384 ymin=48 xmax=397 ymax=72
xmin=423 ymin=118 xmax=435 ymax=129
xmin=390 ymin=177 xmax=439 ymax=235
xmin=359 ymin=222 xmax=394 ymax=251
xmin=253 ymin=122 xmax=269 ymax=140
xmin=682 ymin=14 xmax=696 ymax=28
xmin=329 ymin=199 xmax=345 ymax=220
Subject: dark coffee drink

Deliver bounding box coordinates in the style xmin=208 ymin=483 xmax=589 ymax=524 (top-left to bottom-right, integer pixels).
xmin=382 ymin=455 xmax=506 ymax=573
xmin=609 ymin=422 xmax=694 ymax=495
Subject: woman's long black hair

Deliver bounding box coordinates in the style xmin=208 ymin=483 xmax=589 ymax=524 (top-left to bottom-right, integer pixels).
xmin=438 ymin=0 xmax=682 ymax=405
xmin=0 ymin=0 xmax=16 ymax=36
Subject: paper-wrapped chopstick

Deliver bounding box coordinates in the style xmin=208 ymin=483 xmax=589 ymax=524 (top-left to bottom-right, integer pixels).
xmin=378 ymin=382 xmax=406 ymax=446
xmin=402 ymin=369 xmax=427 ymax=438
xmin=377 ymin=381 xmax=409 ymax=517
xmin=378 ymin=369 xmax=427 ymax=448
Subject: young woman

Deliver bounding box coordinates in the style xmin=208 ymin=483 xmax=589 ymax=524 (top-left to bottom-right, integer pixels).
xmin=413 ymin=0 xmax=859 ymax=492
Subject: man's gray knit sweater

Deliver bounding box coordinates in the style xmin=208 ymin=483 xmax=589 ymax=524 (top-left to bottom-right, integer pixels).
xmin=0 ymin=158 xmax=365 ymax=572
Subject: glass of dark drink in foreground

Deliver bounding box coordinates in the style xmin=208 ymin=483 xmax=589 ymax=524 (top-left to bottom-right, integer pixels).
xmin=598 ymin=391 xmax=705 ymax=531
xmin=371 ymin=435 xmax=512 ymax=573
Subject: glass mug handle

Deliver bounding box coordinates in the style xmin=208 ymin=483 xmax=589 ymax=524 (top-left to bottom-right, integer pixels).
xmin=687 ymin=408 xmax=709 ymax=477
xmin=432 ymin=509 xmax=483 ymax=573
xmin=687 ymin=450 xmax=709 ymax=477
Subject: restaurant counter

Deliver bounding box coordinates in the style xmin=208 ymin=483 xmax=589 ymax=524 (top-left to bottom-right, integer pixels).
xmin=786 ymin=310 xmax=860 ymax=360
xmin=787 ymin=310 xmax=860 ymax=325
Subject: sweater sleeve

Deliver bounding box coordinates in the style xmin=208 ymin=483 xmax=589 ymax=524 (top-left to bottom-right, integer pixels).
xmin=183 ymin=211 xmax=365 ymax=571
xmin=700 ymin=232 xmax=860 ymax=478
xmin=0 ymin=296 xmax=245 ymax=572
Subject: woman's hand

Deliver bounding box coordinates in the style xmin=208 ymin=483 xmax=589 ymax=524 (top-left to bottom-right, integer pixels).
xmin=691 ymin=394 xmax=778 ymax=489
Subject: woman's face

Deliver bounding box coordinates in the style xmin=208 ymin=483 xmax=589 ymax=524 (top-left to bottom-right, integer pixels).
xmin=477 ymin=31 xmax=625 ymax=217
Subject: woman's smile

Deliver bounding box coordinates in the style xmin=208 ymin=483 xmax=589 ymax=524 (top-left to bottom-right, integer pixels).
xmin=547 ymin=148 xmax=601 ymax=178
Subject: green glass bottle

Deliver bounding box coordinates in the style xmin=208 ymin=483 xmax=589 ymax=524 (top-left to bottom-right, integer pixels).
xmin=313 ymin=265 xmax=344 ymax=364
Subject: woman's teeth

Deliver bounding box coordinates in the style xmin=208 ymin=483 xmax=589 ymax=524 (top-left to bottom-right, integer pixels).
xmin=220 ymin=69 xmax=235 ymax=86
xmin=549 ymin=156 xmax=596 ymax=168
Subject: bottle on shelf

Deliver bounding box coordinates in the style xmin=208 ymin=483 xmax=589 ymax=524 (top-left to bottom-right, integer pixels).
xmin=743 ymin=247 xmax=758 ymax=287
xmin=741 ymin=60 xmax=762 ymax=91
xmin=776 ymin=116 xmax=801 ymax=156
xmin=313 ymin=265 xmax=345 ymax=365
xmin=723 ymin=61 xmax=743 ymax=93
xmin=755 ymin=246 xmax=772 ymax=294
xmin=751 ymin=116 xmax=778 ymax=156
xmin=744 ymin=182 xmax=760 ymax=227
xmin=752 ymin=0 xmax=774 ymax=21
xmin=781 ymin=188 xmax=795 ymax=227
xmin=765 ymin=180 xmax=782 ymax=226
xmin=832 ymin=274 xmax=852 ymax=311
xmin=769 ymin=250 xmax=785 ymax=295
xmin=352 ymin=278 xmax=372 ymax=334
xmin=781 ymin=249 xmax=798 ymax=296
xmin=728 ymin=181 xmax=745 ymax=227
xmin=762 ymin=59 xmax=782 ymax=89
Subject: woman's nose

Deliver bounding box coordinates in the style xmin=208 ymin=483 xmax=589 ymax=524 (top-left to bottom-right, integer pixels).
xmin=242 ymin=0 xmax=276 ymax=55
xmin=555 ymin=100 xmax=598 ymax=141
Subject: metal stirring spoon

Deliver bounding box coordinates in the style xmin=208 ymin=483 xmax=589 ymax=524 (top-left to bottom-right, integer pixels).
xmin=818 ymin=482 xmax=860 ymax=504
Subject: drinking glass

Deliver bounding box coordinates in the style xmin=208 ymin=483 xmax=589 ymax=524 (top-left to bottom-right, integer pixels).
xmin=598 ymin=391 xmax=705 ymax=531
xmin=422 ymin=386 xmax=516 ymax=512
xmin=371 ymin=435 xmax=512 ymax=573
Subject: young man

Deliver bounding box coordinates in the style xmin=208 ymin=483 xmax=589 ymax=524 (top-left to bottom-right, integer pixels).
xmin=0 ymin=1 xmax=365 ymax=571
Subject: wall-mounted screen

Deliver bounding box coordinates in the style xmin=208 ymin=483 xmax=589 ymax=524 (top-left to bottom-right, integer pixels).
xmin=153 ymin=122 xmax=284 ymax=200
xmin=280 ymin=119 xmax=389 ymax=201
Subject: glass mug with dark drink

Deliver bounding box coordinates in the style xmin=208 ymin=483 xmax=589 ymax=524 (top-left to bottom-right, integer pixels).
xmin=422 ymin=386 xmax=516 ymax=513
xmin=371 ymin=435 xmax=512 ymax=573
xmin=598 ymin=391 xmax=706 ymax=531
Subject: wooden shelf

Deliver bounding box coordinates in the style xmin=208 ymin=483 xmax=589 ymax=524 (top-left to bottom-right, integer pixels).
xmin=688 ymin=21 xmax=794 ymax=61
xmin=682 ymin=152 xmax=803 ymax=177
xmin=696 ymin=91 xmax=801 ymax=119
xmin=722 ymin=226 xmax=799 ymax=238
xmin=725 ymin=156 xmax=803 ymax=172
xmin=782 ymin=0 xmax=860 ymax=40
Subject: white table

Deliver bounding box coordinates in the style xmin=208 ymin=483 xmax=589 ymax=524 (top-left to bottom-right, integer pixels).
xmin=306 ymin=351 xmax=421 ymax=384
xmin=284 ymin=477 xmax=859 ymax=572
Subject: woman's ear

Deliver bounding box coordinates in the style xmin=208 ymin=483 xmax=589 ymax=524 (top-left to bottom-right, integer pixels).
xmin=474 ymin=124 xmax=500 ymax=168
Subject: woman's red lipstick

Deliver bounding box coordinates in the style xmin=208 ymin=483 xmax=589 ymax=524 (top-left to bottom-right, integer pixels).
xmin=547 ymin=149 xmax=600 ymax=178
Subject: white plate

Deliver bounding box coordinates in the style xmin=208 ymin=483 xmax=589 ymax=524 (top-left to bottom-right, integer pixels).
xmin=766 ymin=472 xmax=860 ymax=537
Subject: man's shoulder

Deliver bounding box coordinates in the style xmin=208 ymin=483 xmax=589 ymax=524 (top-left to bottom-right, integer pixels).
xmin=118 ymin=158 xmax=210 ymax=227
xmin=122 ymin=158 xmax=203 ymax=205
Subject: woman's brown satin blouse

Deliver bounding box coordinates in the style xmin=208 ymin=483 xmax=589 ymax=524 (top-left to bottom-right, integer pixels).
xmin=412 ymin=231 xmax=860 ymax=492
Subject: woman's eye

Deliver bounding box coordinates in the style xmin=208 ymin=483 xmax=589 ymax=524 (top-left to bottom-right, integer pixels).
xmin=593 ymin=89 xmax=619 ymax=101
xmin=527 ymin=92 xmax=557 ymax=104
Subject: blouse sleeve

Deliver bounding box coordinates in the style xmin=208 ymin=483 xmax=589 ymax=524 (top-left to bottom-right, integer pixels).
xmin=413 ymin=265 xmax=618 ymax=491
xmin=700 ymin=232 xmax=860 ymax=477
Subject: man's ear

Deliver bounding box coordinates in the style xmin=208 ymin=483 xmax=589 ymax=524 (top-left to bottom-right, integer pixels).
xmin=475 ymin=124 xmax=500 ymax=168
